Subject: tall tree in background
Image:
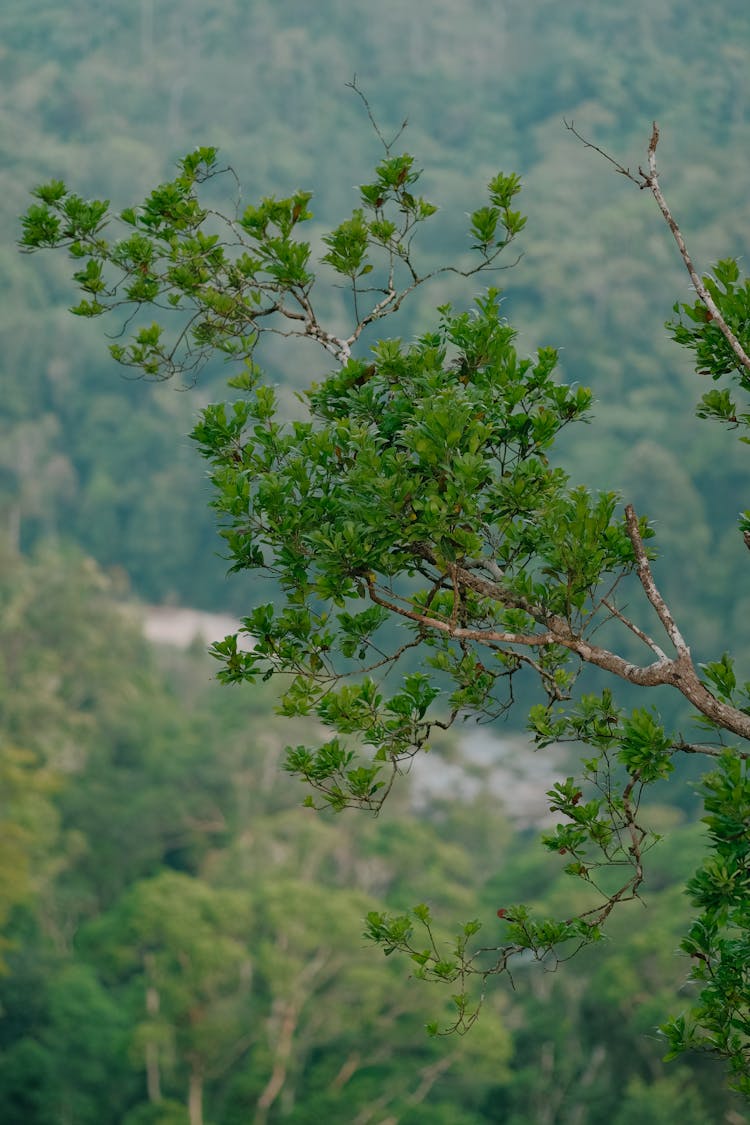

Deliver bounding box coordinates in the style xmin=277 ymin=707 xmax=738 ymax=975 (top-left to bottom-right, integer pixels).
xmin=20 ymin=104 xmax=750 ymax=1093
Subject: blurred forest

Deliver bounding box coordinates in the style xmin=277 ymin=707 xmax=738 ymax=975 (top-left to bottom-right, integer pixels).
xmin=2 ymin=0 xmax=750 ymax=1121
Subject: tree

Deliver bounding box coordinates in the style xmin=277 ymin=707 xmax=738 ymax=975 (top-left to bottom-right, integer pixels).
xmin=19 ymin=99 xmax=750 ymax=1092
xmin=86 ymin=871 xmax=254 ymax=1125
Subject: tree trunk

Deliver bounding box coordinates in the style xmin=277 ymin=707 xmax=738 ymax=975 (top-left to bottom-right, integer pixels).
xmin=188 ymin=1062 xmax=204 ymax=1125
xmin=254 ymin=950 xmax=329 ymax=1125
xmin=253 ymin=997 xmax=300 ymax=1125
xmin=144 ymin=957 xmax=161 ymax=1103
xmin=145 ymin=1040 xmax=161 ymax=1104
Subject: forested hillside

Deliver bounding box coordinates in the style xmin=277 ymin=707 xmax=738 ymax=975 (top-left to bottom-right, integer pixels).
xmin=3 ymin=1 xmax=750 ymax=1121
xmin=5 ymin=0 xmax=750 ymax=633
xmin=1 ymin=549 xmax=745 ymax=1122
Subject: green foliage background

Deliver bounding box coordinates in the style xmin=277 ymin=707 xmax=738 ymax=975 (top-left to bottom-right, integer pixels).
xmin=3 ymin=0 xmax=750 ymax=1120
xmin=4 ymin=0 xmax=749 ymax=636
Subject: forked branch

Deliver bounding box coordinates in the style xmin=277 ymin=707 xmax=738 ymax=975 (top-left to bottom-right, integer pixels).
xmin=565 ymin=119 xmax=750 ymax=375
xmin=365 ymin=527 xmax=750 ymax=743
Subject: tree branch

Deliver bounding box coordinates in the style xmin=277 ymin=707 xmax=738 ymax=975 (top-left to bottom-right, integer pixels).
xmin=623 ymin=504 xmax=688 ymax=653
xmin=674 ymin=740 xmax=750 ymax=761
xmin=642 ymin=125 xmax=750 ymax=375
xmin=366 ymin=549 xmax=750 ymax=742
xmin=566 ymin=119 xmax=750 ymax=375
xmin=600 ymin=596 xmax=667 ymax=660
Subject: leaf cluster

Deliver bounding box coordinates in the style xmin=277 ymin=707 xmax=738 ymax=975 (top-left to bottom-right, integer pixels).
xmin=19 ymin=144 xmax=527 ymax=381
xmin=670 ymin=258 xmax=750 ymax=440
xmin=661 ymin=752 xmax=750 ymax=1095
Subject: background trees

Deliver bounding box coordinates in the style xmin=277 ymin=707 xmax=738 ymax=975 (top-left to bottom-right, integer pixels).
xmin=5 ymin=0 xmax=750 ymax=1119
xmin=19 ymin=80 xmax=750 ymax=1094
xmin=0 ymin=549 xmax=743 ymax=1121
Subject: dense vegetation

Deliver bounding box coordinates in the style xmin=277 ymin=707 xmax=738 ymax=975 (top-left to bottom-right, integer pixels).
xmin=4 ymin=0 xmax=750 ymax=1121
xmin=4 ymin=0 xmax=750 ymax=636
xmin=1 ymin=547 xmax=745 ymax=1123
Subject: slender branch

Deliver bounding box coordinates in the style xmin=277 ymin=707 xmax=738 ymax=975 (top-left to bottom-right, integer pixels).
xmin=623 ymin=504 xmax=688 ymax=653
xmin=621 ymin=771 xmax=646 ymax=885
xmin=600 ymin=597 xmax=667 ymax=659
xmin=643 ymin=125 xmax=750 ymax=375
xmin=566 ymin=119 xmax=750 ymax=375
xmin=564 ymin=119 xmax=642 ymax=185
xmin=365 ymin=546 xmax=750 ymax=741
xmin=498 ymin=647 xmax=571 ymax=700
xmin=346 ymin=76 xmax=408 ymax=156
xmin=448 ymin=563 xmax=461 ymax=628
xmin=346 ymin=285 xmax=399 ymax=348
xmin=366 ymin=576 xmax=555 ymax=647
xmin=366 ymin=576 xmax=673 ymax=689
xmin=674 ymin=740 xmax=750 ymax=761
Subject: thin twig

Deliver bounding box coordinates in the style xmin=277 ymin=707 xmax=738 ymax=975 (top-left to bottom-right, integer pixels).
xmin=564 ymin=119 xmax=642 ymax=185
xmin=643 ymin=125 xmax=750 ymax=375
xmin=566 ymin=119 xmax=750 ymax=375
xmin=601 ymin=596 xmax=667 ymax=660
xmin=623 ymin=504 xmax=688 ymax=653
xmin=346 ymin=76 xmax=408 ymax=155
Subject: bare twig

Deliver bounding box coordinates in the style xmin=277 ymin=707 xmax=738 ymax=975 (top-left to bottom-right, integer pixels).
xmin=346 ymin=76 xmax=408 ymax=156
xmin=566 ymin=119 xmax=750 ymax=375
xmin=643 ymin=126 xmax=750 ymax=375
xmin=564 ymin=119 xmax=642 ymax=185
xmin=623 ymin=504 xmax=688 ymax=653
xmin=601 ymin=596 xmax=667 ymax=660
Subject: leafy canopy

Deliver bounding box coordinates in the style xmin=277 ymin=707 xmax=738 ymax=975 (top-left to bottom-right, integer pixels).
xmin=19 ymin=103 xmax=750 ymax=1093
